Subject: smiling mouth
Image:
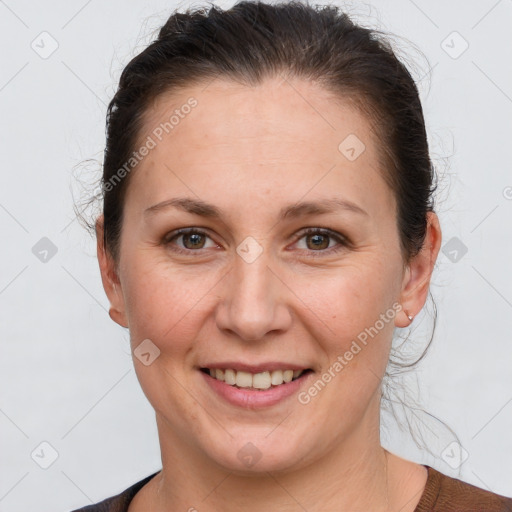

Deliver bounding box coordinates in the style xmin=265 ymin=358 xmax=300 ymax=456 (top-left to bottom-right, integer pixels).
xmin=200 ymin=368 xmax=313 ymax=390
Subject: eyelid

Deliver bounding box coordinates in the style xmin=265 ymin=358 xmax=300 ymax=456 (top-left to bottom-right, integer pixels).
xmin=163 ymin=226 xmax=350 ymax=257
xmin=163 ymin=227 xmax=218 ymax=253
xmin=290 ymin=227 xmax=350 ymax=256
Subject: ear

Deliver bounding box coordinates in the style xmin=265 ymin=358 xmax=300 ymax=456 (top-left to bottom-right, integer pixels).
xmin=395 ymin=211 xmax=442 ymax=328
xmin=96 ymin=215 xmax=129 ymax=328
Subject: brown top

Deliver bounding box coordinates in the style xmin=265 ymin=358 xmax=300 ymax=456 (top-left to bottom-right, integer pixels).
xmin=70 ymin=465 xmax=512 ymax=512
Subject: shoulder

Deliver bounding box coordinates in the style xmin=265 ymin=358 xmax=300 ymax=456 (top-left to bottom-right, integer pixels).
xmin=69 ymin=471 xmax=160 ymax=512
xmin=415 ymin=466 xmax=512 ymax=512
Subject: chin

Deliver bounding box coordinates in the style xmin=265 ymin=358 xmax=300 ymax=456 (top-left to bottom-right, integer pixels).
xmin=201 ymin=430 xmax=314 ymax=475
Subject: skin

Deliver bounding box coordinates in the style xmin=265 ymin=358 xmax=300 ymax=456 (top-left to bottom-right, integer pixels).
xmin=97 ymin=75 xmax=442 ymax=511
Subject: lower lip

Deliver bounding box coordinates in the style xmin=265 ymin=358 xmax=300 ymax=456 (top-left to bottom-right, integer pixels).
xmin=200 ymin=370 xmax=311 ymax=409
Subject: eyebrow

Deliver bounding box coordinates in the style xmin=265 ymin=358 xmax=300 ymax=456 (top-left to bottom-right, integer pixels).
xmin=144 ymin=196 xmax=368 ymax=220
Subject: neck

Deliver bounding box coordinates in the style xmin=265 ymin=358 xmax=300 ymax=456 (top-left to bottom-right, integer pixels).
xmin=149 ymin=400 xmax=393 ymax=511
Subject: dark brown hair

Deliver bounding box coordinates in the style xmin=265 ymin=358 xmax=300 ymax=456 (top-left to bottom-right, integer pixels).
xmin=96 ymin=0 xmax=436 ymax=265
xmin=76 ymin=0 xmax=447 ymax=451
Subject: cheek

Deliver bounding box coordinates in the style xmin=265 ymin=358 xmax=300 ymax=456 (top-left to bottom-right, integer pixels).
xmin=295 ymin=258 xmax=401 ymax=399
xmin=120 ymin=236 xmax=402 ymax=357
xmin=121 ymin=255 xmax=221 ymax=353
xmin=298 ymin=265 xmax=399 ymax=418
xmin=301 ymin=259 xmax=400 ymax=333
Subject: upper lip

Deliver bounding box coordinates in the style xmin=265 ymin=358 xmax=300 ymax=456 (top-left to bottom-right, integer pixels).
xmin=200 ymin=362 xmax=311 ymax=373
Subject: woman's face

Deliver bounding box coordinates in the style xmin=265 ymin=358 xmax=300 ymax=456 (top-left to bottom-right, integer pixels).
xmin=99 ymin=76 xmax=437 ymax=473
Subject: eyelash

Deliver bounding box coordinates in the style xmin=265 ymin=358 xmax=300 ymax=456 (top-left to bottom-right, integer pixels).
xmin=163 ymin=227 xmax=350 ymax=258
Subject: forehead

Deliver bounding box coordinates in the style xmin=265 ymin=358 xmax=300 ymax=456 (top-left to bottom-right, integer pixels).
xmin=128 ymin=76 xmax=393 ymax=217
xmin=140 ymin=76 xmax=374 ymax=158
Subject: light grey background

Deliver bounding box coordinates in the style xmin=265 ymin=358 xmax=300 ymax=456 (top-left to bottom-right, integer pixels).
xmin=1 ymin=0 xmax=511 ymax=510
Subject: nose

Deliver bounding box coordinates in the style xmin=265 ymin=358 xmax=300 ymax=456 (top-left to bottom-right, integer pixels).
xmin=214 ymin=247 xmax=292 ymax=342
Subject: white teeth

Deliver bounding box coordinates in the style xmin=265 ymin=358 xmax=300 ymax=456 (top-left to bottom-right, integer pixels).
xmin=235 ymin=371 xmax=253 ymax=388
xmin=253 ymin=371 xmax=271 ymax=390
xmin=224 ymin=369 xmax=236 ymax=385
xmin=271 ymin=370 xmax=284 ymax=385
xmin=207 ymin=368 xmax=305 ymax=389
